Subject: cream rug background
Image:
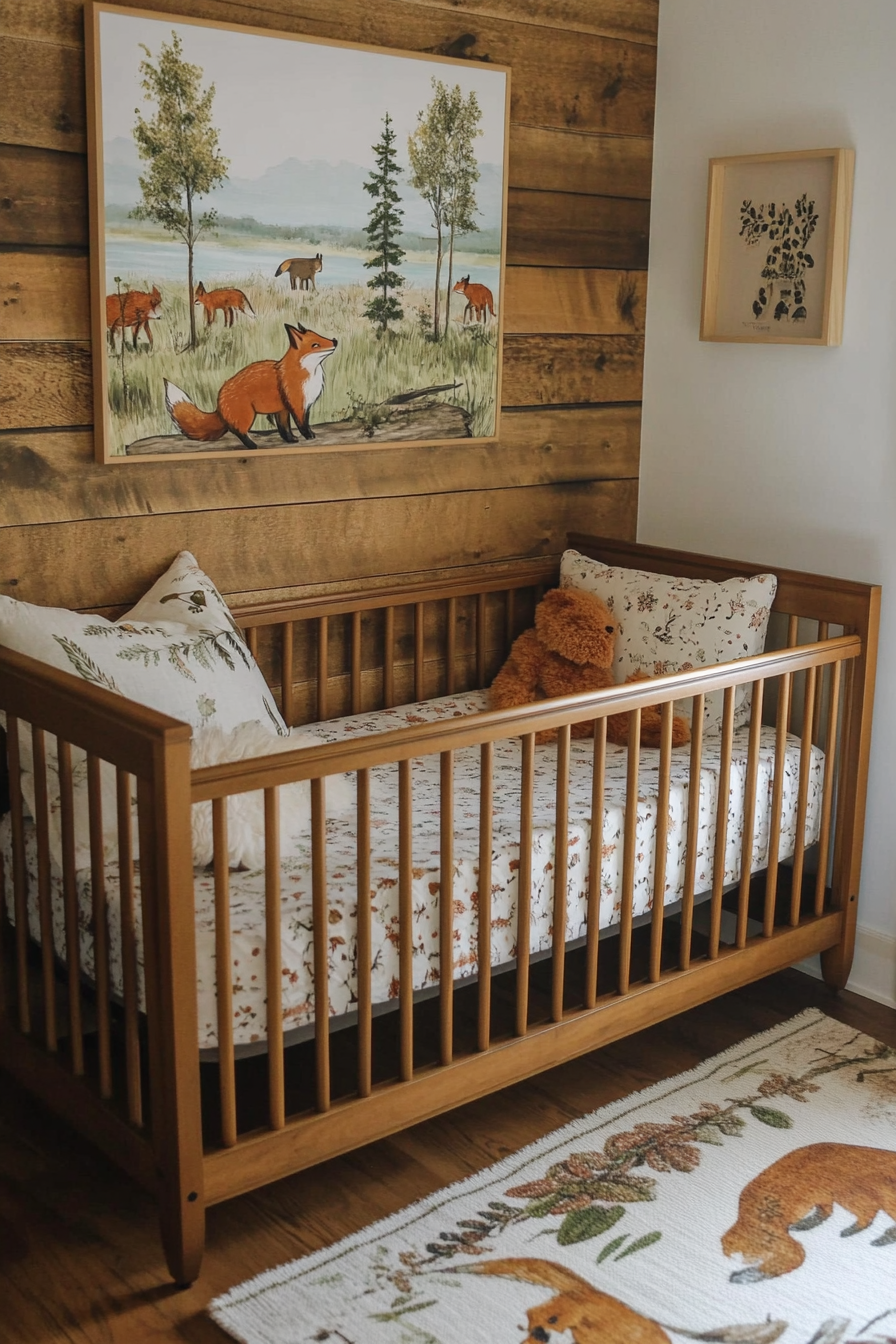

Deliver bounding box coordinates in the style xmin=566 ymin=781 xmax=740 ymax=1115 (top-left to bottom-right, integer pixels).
xmin=210 ymin=1009 xmax=896 ymax=1344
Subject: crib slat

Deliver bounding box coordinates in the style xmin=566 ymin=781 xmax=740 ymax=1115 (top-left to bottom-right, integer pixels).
xmin=790 ymin=664 xmax=817 ymax=926
xmin=736 ymin=679 xmax=764 ymax=948
xmin=415 ymin=602 xmax=425 ymax=702
xmin=763 ymin=673 xmax=792 ymax=937
xmin=356 ymin=769 xmax=373 ymax=1097
xmin=281 ymin=621 xmax=294 ymax=726
xmin=311 ymin=778 xmax=330 ymax=1113
xmin=7 ymin=718 xmax=30 ymax=1034
xmin=57 ymin=740 xmax=83 ymax=1074
xmin=709 ymin=688 xmax=735 ymax=958
xmin=505 ymin=589 xmax=516 ymax=652
xmin=679 ymin=694 xmax=704 ymax=971
xmin=213 ymin=799 xmax=236 ymax=1146
xmin=317 ymin=617 xmax=329 ymax=722
xmin=384 ymin=607 xmax=395 ymax=708
xmin=117 ymin=768 xmax=142 ymax=1127
xmin=246 ymin=625 xmax=258 ymax=659
xmin=786 ymin=616 xmax=799 ymax=732
xmin=476 ymin=592 xmax=487 ymax=687
xmin=619 ymin=709 xmax=641 ymax=995
xmin=813 ymin=622 xmax=829 ymax=743
xmin=87 ymin=754 xmax=112 ymax=1098
xmin=439 ymin=751 xmax=454 ymax=1066
xmin=551 ymin=725 xmax=571 ymax=1021
xmin=585 ymin=719 xmax=607 ymax=1007
xmin=478 ymin=742 xmax=493 ymax=1051
xmin=31 ymin=727 xmax=57 ymax=1051
xmin=398 ymin=759 xmax=414 ymax=1082
xmin=351 ymin=610 xmax=362 ymax=714
xmin=446 ymin=597 xmax=457 ymax=695
xmin=265 ymin=787 xmax=285 ymax=1128
xmin=516 ymin=733 xmax=534 ymax=1036
xmin=815 ymin=661 xmax=842 ymax=916
xmin=649 ymin=703 xmax=673 ymax=982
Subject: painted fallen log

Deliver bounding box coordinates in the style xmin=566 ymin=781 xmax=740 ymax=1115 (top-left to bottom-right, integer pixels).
xmin=124 ymin=398 xmax=473 ymax=456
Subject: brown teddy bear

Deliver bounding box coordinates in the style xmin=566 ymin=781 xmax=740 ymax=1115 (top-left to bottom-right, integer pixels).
xmin=489 ymin=586 xmax=691 ymax=748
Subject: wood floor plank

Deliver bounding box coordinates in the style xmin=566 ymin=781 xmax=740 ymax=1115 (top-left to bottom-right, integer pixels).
xmin=0 ymin=971 xmax=891 ymax=1342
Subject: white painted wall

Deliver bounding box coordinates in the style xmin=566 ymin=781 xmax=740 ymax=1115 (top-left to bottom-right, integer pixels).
xmin=639 ymin=0 xmax=896 ymax=1004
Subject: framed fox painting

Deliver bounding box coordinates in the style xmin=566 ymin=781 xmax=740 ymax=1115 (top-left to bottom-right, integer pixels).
xmin=84 ymin=3 xmax=510 ymax=463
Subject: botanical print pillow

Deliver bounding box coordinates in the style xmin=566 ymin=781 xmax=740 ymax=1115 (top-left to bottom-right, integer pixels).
xmin=0 ymin=557 xmax=288 ymax=865
xmin=559 ymin=550 xmax=777 ymax=734
xmin=121 ymin=550 xmax=243 ymax=636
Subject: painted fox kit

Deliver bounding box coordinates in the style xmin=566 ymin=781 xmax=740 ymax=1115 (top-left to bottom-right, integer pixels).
xmin=164 ymin=322 xmax=337 ymax=451
xmin=106 ymin=285 xmax=161 ymax=349
xmin=193 ymin=280 xmax=255 ymax=327
xmin=453 ymin=274 xmax=495 ymax=323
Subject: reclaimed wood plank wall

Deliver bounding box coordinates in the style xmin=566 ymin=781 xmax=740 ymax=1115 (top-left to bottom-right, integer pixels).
xmin=0 ymin=0 xmax=658 ymax=614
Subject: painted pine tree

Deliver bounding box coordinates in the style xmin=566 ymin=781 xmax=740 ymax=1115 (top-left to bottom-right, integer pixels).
xmin=362 ymin=112 xmax=406 ymax=337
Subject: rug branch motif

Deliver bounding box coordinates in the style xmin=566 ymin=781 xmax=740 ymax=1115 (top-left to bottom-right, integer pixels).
xmin=386 ymin=1035 xmax=895 ymax=1285
xmin=209 ymin=1014 xmax=896 ymax=1344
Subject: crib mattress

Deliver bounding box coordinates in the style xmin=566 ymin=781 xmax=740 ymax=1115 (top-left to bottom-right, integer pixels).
xmin=2 ymin=691 xmax=824 ymax=1050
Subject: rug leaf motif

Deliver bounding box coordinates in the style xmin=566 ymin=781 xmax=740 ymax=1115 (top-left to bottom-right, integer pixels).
xmin=397 ymin=1033 xmax=896 ymax=1286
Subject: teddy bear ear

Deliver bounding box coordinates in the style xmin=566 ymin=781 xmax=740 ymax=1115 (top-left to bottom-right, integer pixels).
xmin=535 ymin=588 xmax=618 ymax=666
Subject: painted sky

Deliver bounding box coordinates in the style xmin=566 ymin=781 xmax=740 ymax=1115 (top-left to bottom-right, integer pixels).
xmin=98 ymin=9 xmax=508 ymax=180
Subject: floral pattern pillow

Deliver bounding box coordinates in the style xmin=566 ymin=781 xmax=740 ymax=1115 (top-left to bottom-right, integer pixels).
xmin=559 ymin=550 xmax=777 ymax=734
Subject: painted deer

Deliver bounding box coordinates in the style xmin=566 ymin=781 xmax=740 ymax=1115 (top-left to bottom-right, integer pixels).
xmin=276 ymin=253 xmax=323 ymax=291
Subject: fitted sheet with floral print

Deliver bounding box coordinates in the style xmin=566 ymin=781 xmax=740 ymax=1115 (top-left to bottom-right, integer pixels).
xmin=1 ymin=690 xmax=824 ymax=1050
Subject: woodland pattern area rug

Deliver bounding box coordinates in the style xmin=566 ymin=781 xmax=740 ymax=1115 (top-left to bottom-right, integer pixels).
xmin=210 ymin=1010 xmax=896 ymax=1344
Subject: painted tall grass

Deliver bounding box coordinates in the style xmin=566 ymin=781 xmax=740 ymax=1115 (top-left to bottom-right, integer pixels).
xmin=105 ymin=271 xmax=499 ymax=454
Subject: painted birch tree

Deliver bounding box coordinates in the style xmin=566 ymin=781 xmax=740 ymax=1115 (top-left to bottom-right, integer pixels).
xmin=131 ymin=31 xmax=229 ymax=351
xmin=408 ymin=79 xmax=483 ymax=340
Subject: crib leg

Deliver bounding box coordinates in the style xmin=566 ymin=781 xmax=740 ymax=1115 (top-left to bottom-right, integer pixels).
xmin=160 ymin=1188 xmax=206 ymax=1286
xmin=820 ymin=892 xmax=859 ymax=992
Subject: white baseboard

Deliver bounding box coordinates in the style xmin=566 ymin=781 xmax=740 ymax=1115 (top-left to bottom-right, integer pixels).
xmin=795 ymin=923 xmax=896 ymax=1009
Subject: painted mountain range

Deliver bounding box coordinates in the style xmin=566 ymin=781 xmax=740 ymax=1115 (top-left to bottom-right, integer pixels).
xmin=103 ymin=136 xmax=504 ymax=238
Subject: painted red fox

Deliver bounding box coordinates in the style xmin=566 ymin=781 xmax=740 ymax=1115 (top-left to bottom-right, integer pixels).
xmin=193 ymin=280 xmax=255 ymax=327
xmin=105 ymin=285 xmax=161 ymax=349
xmin=164 ymin=322 xmax=337 ymax=451
xmin=453 ymin=274 xmax=496 ymax=323
xmin=722 ymin=1142 xmax=896 ymax=1281
xmin=455 ymin=1259 xmax=670 ymax=1343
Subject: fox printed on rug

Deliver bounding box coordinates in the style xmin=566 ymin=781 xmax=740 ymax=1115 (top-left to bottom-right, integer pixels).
xmin=210 ymin=1010 xmax=896 ymax=1344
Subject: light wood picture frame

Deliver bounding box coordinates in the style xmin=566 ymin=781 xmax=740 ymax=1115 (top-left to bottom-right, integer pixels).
xmin=700 ymin=147 xmax=854 ymax=346
xmin=84 ymin=2 xmax=510 ymax=463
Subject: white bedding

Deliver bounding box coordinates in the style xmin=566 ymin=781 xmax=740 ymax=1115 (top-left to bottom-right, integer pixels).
xmin=1 ymin=691 xmax=824 ymax=1050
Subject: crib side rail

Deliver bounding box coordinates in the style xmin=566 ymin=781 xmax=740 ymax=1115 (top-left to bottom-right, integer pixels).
xmin=191 ymin=635 xmax=860 ymax=796
xmin=197 ymin=625 xmax=864 ymax=1203
xmin=0 ymin=645 xmax=203 ymax=1282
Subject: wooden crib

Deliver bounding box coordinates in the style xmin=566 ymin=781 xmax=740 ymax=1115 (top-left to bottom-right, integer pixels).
xmin=0 ymin=533 xmax=880 ymax=1284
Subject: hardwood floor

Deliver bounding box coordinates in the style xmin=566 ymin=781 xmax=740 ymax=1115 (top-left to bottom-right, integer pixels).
xmin=1 ymin=968 xmax=894 ymax=1343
